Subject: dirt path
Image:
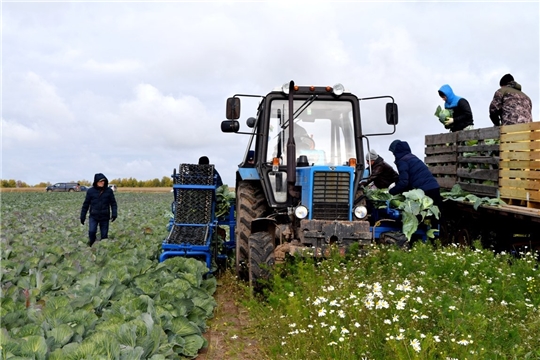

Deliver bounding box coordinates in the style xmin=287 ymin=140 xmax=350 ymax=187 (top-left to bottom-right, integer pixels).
xmin=197 ymin=274 xmax=268 ymax=360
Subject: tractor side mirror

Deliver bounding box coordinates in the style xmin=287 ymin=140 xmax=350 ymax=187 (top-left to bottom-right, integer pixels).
xmin=221 ymin=120 xmax=240 ymax=133
xmin=386 ymin=103 xmax=398 ymax=125
xmin=226 ymin=97 xmax=241 ymax=120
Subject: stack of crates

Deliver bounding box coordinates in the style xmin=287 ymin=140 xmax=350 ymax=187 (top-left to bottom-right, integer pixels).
xmin=160 ymin=164 xmax=217 ymax=269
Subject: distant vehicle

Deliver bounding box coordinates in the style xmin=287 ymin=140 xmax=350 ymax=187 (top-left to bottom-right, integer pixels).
xmin=80 ymin=185 xmax=90 ymax=191
xmin=109 ymin=184 xmax=117 ymax=191
xmin=46 ymin=182 xmax=81 ymax=192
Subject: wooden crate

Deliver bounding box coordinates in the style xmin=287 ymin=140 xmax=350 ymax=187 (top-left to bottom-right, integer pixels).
xmin=425 ymin=127 xmax=500 ymax=196
xmin=456 ymin=127 xmax=500 ymax=197
xmin=499 ymin=122 xmax=540 ymax=208
xmin=425 ymin=132 xmax=457 ymax=189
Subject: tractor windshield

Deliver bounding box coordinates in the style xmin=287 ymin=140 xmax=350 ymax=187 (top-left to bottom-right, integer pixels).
xmin=267 ymin=99 xmax=356 ymax=166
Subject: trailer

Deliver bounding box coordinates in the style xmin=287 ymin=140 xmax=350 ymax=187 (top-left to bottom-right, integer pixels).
xmin=425 ymin=122 xmax=540 ymax=250
xmin=159 ymin=164 xmax=235 ymax=272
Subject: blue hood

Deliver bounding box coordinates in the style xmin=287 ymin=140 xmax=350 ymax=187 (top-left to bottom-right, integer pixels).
xmin=389 ymin=140 xmax=412 ymax=161
xmin=92 ymin=173 xmax=109 ymax=188
xmin=438 ymin=84 xmax=462 ymax=108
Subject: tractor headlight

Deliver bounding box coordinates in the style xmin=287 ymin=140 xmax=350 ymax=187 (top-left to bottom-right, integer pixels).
xmin=333 ymin=83 xmax=345 ymax=96
xmin=354 ymin=205 xmax=368 ymax=219
xmin=294 ymin=205 xmax=309 ymax=219
xmin=281 ymin=83 xmax=290 ymax=95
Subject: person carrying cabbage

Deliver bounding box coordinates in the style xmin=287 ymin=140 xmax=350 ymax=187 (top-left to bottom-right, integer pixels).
xmin=436 ymin=84 xmax=474 ymax=132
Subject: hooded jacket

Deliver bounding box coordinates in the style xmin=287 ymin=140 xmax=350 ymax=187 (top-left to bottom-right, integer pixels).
xmin=364 ymin=156 xmax=399 ymax=189
xmin=80 ymin=173 xmax=118 ymax=221
xmin=489 ymin=81 xmax=533 ymax=126
xmin=438 ymin=85 xmax=474 ymax=132
xmin=388 ymin=141 xmax=440 ymax=195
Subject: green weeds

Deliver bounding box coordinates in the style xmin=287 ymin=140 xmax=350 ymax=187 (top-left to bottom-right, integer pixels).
xmin=246 ymin=243 xmax=540 ymax=359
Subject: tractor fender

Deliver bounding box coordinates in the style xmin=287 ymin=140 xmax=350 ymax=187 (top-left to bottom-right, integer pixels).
xmin=250 ymin=217 xmax=276 ymax=236
xmin=238 ymin=168 xmax=260 ymax=181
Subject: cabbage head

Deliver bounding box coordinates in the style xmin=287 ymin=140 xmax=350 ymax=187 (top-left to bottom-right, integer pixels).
xmin=434 ymin=105 xmax=453 ymax=124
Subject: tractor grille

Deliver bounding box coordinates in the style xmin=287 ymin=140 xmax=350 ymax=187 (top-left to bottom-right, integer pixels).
xmin=312 ymin=171 xmax=350 ymax=220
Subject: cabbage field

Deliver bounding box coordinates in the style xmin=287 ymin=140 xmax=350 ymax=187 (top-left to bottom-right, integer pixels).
xmin=1 ymin=192 xmax=218 ymax=359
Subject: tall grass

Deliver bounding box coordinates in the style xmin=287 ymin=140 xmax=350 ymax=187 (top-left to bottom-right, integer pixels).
xmin=245 ymin=242 xmax=540 ymax=359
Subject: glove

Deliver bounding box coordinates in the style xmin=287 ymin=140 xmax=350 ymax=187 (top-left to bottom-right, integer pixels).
xmin=80 ymin=218 xmax=85 ymax=225
xmin=111 ymin=216 xmax=117 ymax=222
xmin=444 ymin=117 xmax=454 ymax=126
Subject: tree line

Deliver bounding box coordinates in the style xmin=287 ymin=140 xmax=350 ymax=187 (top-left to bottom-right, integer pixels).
xmin=1 ymin=176 xmax=174 ymax=188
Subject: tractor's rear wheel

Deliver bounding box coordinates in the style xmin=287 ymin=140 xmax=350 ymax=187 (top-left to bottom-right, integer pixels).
xmin=248 ymin=231 xmax=275 ymax=289
xmin=235 ymin=181 xmax=267 ymax=281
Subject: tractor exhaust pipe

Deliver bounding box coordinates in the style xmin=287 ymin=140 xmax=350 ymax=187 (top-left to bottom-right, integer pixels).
xmin=286 ymin=80 xmax=297 ymax=196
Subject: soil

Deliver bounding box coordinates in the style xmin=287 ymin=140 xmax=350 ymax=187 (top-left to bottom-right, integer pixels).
xmin=196 ymin=273 xmax=268 ymax=360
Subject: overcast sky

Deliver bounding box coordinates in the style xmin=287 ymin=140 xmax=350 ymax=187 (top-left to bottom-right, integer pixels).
xmin=2 ymin=1 xmax=539 ymax=187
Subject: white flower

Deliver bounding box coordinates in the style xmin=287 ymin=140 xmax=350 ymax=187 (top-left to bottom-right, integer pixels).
xmin=329 ymin=325 xmax=337 ymax=333
xmin=338 ymin=310 xmax=346 ymax=318
xmin=318 ymin=308 xmax=327 ymax=317
xmin=288 ymin=292 xmax=294 ymax=297
xmin=410 ymin=338 xmax=421 ymax=352
xmin=231 ymin=335 xmax=238 ymax=339
xmin=376 ymin=299 xmax=390 ymax=309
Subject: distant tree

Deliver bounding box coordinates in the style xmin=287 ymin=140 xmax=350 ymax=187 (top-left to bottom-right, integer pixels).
xmin=16 ymin=180 xmax=30 ymax=188
xmin=161 ymin=176 xmax=173 ymax=187
xmin=1 ymin=179 xmax=16 ymax=188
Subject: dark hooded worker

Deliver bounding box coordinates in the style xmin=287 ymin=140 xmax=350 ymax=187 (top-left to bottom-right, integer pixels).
xmin=361 ymin=149 xmax=399 ymax=189
xmin=388 ymin=140 xmax=443 ymax=208
xmin=489 ymin=73 xmax=533 ymax=126
xmin=198 ymin=156 xmax=223 ymax=187
xmin=438 ymin=84 xmax=474 ymax=132
xmin=80 ymin=173 xmax=118 ymax=247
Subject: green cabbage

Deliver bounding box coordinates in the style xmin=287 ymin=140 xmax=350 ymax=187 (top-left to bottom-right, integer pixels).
xmin=434 ymin=105 xmax=453 ymax=124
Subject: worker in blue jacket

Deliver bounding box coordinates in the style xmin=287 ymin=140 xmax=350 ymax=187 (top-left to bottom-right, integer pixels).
xmin=388 ymin=140 xmax=442 ymax=208
xmin=80 ymin=173 xmax=118 ymax=246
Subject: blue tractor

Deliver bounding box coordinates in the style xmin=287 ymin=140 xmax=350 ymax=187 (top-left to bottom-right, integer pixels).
xmin=221 ymin=81 xmax=432 ymax=286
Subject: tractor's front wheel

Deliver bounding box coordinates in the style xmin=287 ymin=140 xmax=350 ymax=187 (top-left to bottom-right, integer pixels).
xmin=248 ymin=231 xmax=275 ymax=290
xmin=235 ymin=181 xmax=267 ymax=281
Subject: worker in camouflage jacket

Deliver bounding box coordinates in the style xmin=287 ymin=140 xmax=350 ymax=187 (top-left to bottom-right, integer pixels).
xmin=489 ymin=74 xmax=533 ymax=126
